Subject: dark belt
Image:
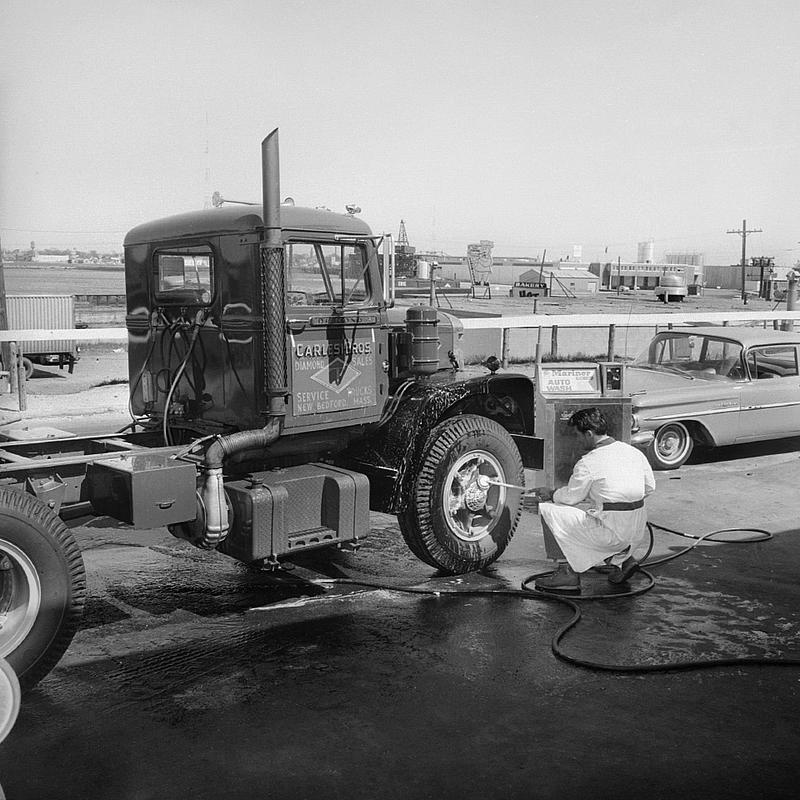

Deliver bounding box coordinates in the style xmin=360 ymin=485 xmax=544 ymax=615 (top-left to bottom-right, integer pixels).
xmin=603 ymin=499 xmax=644 ymax=511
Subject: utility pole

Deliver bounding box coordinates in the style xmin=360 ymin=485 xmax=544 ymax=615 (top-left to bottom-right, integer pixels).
xmin=727 ymin=219 xmax=762 ymax=303
xmin=0 ymin=236 xmax=11 ymax=383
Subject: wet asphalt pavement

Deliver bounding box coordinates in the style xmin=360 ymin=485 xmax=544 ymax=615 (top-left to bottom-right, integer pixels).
xmin=2 ymin=441 xmax=800 ymax=799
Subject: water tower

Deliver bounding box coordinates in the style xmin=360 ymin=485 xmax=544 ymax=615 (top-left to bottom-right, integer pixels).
xmin=637 ymin=240 xmax=655 ymax=264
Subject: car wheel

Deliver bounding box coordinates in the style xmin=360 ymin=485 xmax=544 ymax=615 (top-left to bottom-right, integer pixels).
xmin=647 ymin=422 xmax=694 ymax=470
xmin=398 ymin=415 xmax=524 ymax=574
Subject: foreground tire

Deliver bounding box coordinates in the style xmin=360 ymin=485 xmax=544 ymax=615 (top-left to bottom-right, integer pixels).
xmin=398 ymin=415 xmax=524 ymax=574
xmin=21 ymin=358 xmax=34 ymax=380
xmin=646 ymin=422 xmax=694 ymax=470
xmin=0 ymin=488 xmax=86 ymax=689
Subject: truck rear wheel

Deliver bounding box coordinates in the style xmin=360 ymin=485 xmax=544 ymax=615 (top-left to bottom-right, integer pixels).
xmin=0 ymin=488 xmax=86 ymax=690
xmin=398 ymin=415 xmax=524 ymax=574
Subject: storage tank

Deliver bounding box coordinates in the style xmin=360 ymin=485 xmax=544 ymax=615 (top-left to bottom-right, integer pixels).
xmin=654 ymin=274 xmax=688 ymax=303
xmin=637 ymin=240 xmax=655 ymax=264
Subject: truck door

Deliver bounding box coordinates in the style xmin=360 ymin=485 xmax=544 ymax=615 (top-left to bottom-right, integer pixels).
xmin=282 ymin=238 xmax=389 ymax=431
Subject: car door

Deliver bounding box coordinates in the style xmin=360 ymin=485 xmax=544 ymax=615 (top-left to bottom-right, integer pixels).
xmin=737 ymin=344 xmax=800 ymax=441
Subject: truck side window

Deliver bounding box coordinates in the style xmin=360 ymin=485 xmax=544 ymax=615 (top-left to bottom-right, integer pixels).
xmin=154 ymin=247 xmax=213 ymax=305
xmin=285 ymin=242 xmax=371 ymax=307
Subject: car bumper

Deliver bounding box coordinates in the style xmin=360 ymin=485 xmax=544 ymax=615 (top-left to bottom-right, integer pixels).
xmin=631 ymin=430 xmax=655 ymax=448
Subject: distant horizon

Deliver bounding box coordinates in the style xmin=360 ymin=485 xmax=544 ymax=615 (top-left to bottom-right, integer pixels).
xmin=0 ymin=209 xmax=787 ymax=266
xmin=0 ymin=246 xmax=751 ymax=269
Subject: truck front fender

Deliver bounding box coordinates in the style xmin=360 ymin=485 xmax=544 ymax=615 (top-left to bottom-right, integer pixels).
xmin=344 ymin=372 xmax=536 ymax=513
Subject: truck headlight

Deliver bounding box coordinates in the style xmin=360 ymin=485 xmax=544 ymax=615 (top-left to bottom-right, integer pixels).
xmin=631 ymin=413 xmax=640 ymax=433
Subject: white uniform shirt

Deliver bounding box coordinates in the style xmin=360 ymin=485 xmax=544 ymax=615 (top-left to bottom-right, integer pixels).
xmin=553 ymin=439 xmax=656 ymax=509
xmin=540 ymin=438 xmax=656 ymax=572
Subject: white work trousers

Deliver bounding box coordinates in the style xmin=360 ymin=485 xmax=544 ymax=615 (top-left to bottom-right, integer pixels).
xmin=539 ymin=503 xmax=648 ymax=573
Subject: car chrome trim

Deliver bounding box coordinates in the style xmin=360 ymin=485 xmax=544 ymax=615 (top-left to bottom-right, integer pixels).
xmin=741 ymin=400 xmax=800 ymax=411
xmin=640 ymin=398 xmax=800 ymax=425
xmin=642 ymin=407 xmax=740 ymax=422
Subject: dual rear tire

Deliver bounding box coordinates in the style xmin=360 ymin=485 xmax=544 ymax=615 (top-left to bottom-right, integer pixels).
xmin=0 ymin=488 xmax=85 ymax=690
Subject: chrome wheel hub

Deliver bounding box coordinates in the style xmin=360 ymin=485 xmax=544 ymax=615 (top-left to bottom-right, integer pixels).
xmin=444 ymin=451 xmax=506 ymax=542
xmin=0 ymin=540 xmax=42 ymax=658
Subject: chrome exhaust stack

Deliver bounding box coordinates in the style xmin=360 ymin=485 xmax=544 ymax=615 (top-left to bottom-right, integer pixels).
xmin=199 ymin=129 xmax=287 ymax=546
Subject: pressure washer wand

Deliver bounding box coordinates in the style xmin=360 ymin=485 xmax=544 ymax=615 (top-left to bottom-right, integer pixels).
xmin=476 ymin=476 xmax=530 ymax=492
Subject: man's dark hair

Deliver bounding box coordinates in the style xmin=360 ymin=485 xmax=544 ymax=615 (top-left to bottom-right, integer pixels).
xmin=568 ymin=407 xmax=608 ymax=435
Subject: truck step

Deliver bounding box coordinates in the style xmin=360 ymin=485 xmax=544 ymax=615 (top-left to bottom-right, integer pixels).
xmin=286 ymin=526 xmax=338 ymax=551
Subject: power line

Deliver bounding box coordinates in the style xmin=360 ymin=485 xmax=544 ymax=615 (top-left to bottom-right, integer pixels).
xmin=727 ymin=219 xmax=762 ymax=302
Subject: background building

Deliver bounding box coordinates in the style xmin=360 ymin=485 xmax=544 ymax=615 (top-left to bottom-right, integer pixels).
xmin=589 ymin=262 xmax=694 ymax=290
xmin=665 ymin=252 xmax=705 ymax=285
xmin=511 ymin=265 xmax=600 ymax=297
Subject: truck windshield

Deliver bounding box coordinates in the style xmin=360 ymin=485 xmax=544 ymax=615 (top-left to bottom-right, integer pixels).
xmin=633 ymin=334 xmax=744 ymax=379
xmin=285 ymin=242 xmax=371 ymax=307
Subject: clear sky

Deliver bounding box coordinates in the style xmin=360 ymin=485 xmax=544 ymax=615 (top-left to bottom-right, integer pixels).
xmin=1 ymin=0 xmax=799 ymax=265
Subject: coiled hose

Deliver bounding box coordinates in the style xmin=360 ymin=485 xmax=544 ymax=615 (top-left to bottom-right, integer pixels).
xmin=309 ymin=522 xmax=800 ymax=674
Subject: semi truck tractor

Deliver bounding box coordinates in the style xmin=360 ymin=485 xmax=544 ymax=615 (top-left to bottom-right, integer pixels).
xmin=0 ymin=130 xmax=547 ymax=688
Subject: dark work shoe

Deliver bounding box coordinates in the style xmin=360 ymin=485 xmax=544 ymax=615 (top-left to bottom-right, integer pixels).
xmin=608 ymin=556 xmax=639 ymax=585
xmin=535 ymin=564 xmax=581 ymax=591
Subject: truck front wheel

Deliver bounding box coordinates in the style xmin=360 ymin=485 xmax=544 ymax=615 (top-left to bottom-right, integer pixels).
xmin=0 ymin=488 xmax=86 ymax=689
xmin=398 ymin=415 xmax=524 ymax=574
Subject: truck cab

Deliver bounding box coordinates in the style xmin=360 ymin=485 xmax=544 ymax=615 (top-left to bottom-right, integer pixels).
xmin=125 ymin=204 xmax=398 ymax=436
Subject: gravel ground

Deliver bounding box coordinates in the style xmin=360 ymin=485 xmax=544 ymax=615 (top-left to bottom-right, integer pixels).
xmin=0 ymin=344 xmax=130 ymax=431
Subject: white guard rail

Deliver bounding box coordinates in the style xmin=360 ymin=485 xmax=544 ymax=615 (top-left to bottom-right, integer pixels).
xmin=458 ymin=310 xmax=800 ymax=330
xmin=2 ymin=311 xmax=800 ymax=410
xmin=459 ymin=310 xmax=800 ymax=367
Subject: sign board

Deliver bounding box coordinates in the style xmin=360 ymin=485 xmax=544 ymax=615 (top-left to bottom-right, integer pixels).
xmin=537 ymin=364 xmax=600 ymax=395
xmin=290 ymin=331 xmax=378 ymax=415
xmin=466 ymin=240 xmax=494 ymax=284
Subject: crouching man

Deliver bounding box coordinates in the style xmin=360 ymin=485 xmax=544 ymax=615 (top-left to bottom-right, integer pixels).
xmin=536 ymin=407 xmax=656 ymax=591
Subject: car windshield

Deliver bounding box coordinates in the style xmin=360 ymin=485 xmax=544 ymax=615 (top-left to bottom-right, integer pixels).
xmin=632 ymin=333 xmax=745 ymax=380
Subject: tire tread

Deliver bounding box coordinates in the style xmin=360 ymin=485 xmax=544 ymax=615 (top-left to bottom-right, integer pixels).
xmin=399 ymin=415 xmax=523 ymax=574
xmin=0 ymin=487 xmax=86 ymax=689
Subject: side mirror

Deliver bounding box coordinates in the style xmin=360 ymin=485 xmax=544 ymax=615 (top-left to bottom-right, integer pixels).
xmin=0 ymin=658 xmax=20 ymax=743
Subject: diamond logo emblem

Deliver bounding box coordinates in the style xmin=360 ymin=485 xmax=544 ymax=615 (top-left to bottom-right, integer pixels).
xmin=310 ymin=358 xmax=360 ymax=394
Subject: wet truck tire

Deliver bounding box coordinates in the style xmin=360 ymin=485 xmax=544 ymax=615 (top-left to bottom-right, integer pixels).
xmin=398 ymin=414 xmax=524 ymax=574
xmin=0 ymin=488 xmax=86 ymax=690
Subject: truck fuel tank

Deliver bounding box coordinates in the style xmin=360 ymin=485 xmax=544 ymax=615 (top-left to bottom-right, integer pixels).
xmin=219 ymin=463 xmax=370 ymax=564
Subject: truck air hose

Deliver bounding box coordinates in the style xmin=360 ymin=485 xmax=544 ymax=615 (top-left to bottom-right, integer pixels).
xmin=307 ymin=522 xmax=800 ymax=674
xmin=162 ymin=310 xmax=207 ymax=446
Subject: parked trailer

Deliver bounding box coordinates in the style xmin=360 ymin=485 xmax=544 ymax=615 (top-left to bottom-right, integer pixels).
xmin=3 ymin=295 xmax=80 ymax=377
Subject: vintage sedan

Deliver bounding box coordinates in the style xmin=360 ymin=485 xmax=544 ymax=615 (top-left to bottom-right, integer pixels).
xmin=628 ymin=326 xmax=800 ymax=469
